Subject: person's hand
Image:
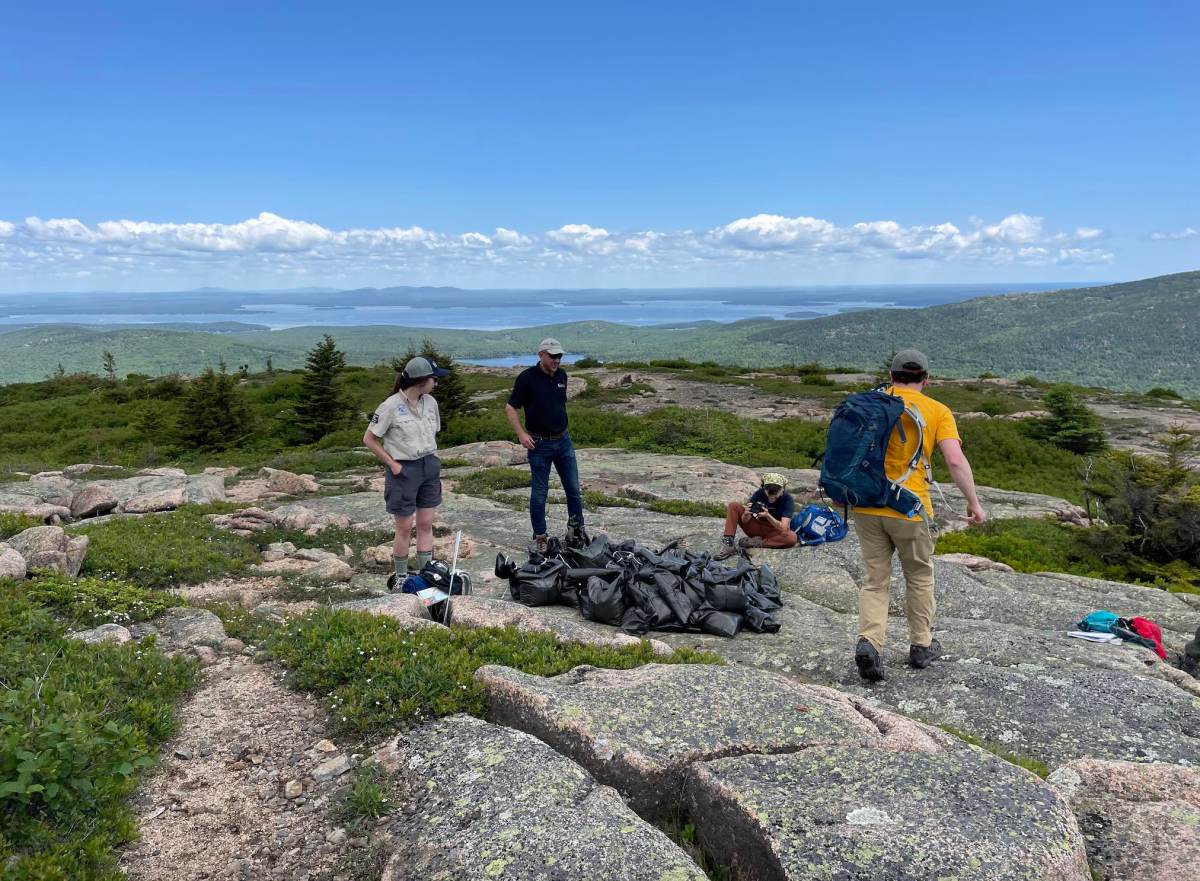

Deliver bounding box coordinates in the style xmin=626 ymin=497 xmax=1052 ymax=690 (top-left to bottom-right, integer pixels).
xmin=389 ymin=461 xmax=403 ymax=477
xmin=966 ymin=502 xmax=986 ymax=526
xmin=518 ymin=431 xmax=536 ymax=450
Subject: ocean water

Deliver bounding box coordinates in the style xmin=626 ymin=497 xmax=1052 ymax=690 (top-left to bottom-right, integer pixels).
xmin=0 ymin=283 xmax=1082 ymax=331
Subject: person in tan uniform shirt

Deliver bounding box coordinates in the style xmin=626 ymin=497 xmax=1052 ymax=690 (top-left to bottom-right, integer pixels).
xmin=363 ymin=356 xmax=449 ymax=587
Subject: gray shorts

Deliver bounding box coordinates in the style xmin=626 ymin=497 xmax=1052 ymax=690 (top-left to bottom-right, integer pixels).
xmin=383 ymin=454 xmax=442 ymax=516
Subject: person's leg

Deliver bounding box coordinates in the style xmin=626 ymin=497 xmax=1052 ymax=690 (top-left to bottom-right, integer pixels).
xmin=855 ymin=513 xmax=896 ymax=651
xmin=391 ymin=514 xmax=414 ymax=578
xmin=414 ymin=506 xmax=436 ymax=570
xmin=527 ymin=441 xmax=551 ymax=538
xmin=888 ymin=517 xmax=937 ymax=651
xmin=723 ymin=502 xmax=746 ymax=538
xmin=760 ymin=523 xmax=798 ymax=549
xmin=552 ymin=436 xmax=585 ymax=526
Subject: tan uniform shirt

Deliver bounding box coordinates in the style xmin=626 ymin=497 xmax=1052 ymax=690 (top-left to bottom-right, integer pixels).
xmin=368 ymin=392 xmax=441 ymax=461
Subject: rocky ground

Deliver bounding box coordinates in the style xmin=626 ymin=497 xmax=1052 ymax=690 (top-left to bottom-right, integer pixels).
xmin=6 ymin=439 xmax=1199 ymax=879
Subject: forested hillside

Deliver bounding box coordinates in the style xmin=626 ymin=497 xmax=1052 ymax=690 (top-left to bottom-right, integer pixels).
xmin=748 ymin=271 xmax=1199 ymax=392
xmin=1 ymin=272 xmax=1196 ymax=392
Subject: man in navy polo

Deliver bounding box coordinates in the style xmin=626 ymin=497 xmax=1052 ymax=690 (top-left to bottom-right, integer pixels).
xmin=505 ymin=338 xmax=585 ymax=553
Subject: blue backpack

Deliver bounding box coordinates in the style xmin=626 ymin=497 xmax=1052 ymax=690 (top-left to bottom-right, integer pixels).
xmin=790 ymin=504 xmax=848 ymax=546
xmin=819 ymin=387 xmax=930 ymax=519
xmin=1078 ymin=610 xmax=1120 ymax=633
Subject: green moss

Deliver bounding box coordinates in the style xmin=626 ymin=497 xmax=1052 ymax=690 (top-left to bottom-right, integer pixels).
xmin=937 ymin=725 xmax=1051 ymax=778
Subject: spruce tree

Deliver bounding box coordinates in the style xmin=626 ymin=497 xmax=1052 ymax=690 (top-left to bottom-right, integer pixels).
xmin=393 ymin=338 xmax=470 ymax=423
xmin=102 ymin=350 xmax=117 ymax=382
xmin=177 ymin=359 xmax=250 ymax=451
xmin=295 ymin=334 xmax=350 ymax=443
xmin=1030 ymin=386 xmax=1107 ymax=454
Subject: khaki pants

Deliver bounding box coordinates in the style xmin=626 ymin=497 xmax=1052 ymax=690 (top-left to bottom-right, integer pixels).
xmin=855 ymin=512 xmax=935 ymax=650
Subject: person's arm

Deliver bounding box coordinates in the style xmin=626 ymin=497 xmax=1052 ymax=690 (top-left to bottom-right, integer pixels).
xmin=505 ymin=403 xmax=535 ymax=450
xmin=363 ymin=430 xmax=402 ymax=476
xmin=938 ymin=438 xmax=986 ymax=525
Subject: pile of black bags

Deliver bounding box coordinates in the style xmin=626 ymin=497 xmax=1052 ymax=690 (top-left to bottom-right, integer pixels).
xmin=494 ymin=534 xmax=782 ymax=638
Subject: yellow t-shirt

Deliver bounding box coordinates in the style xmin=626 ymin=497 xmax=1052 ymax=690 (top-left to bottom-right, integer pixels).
xmin=853 ymin=386 xmax=959 ymax=521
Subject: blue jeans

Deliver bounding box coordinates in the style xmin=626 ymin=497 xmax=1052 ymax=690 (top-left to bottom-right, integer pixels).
xmin=527 ymin=433 xmax=584 ymax=536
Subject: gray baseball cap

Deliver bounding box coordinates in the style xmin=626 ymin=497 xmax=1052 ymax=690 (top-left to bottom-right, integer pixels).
xmin=891 ymin=348 xmax=930 ymax=373
xmin=403 ymin=356 xmax=450 ymax=379
xmin=537 ymin=337 xmax=565 ymax=355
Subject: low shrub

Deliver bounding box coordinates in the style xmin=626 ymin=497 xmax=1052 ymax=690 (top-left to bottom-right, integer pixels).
xmin=23 ymin=573 xmax=184 ymax=629
xmin=72 ymin=507 xmax=260 ymax=589
xmin=935 ymin=517 xmax=1200 ymax=594
xmin=0 ymin=513 xmax=42 ymax=540
xmin=0 ymin=581 xmax=197 ymax=880
xmin=265 ymin=610 xmax=722 ymax=740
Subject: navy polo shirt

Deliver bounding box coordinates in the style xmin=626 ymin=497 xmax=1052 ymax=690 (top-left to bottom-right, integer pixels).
xmin=508 ymin=365 xmax=569 ymax=436
xmin=748 ymin=488 xmax=794 ymax=521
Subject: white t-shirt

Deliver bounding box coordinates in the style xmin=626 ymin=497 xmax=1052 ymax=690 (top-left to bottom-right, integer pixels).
xmin=367 ymin=392 xmax=441 ymax=460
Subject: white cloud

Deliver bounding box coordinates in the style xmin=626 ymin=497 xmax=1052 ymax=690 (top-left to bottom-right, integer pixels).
xmin=0 ymin=209 xmax=1116 ymax=288
xmin=1150 ymin=227 xmax=1199 ymax=241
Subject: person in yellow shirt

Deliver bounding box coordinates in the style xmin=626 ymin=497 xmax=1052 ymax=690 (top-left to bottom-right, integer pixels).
xmin=853 ymin=349 xmax=986 ymax=682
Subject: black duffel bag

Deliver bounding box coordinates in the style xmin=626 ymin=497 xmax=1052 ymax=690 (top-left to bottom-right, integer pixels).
xmin=579 ymin=574 xmax=626 ymax=625
xmin=704 ymin=581 xmax=748 ymax=612
xmin=694 ymin=609 xmax=744 ymax=638
xmin=508 ymin=558 xmax=566 ymax=607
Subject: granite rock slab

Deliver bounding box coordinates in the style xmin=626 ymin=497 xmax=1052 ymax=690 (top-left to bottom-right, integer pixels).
xmin=374 ymin=714 xmax=707 ymax=881
xmin=475 ymin=662 xmax=948 ymax=819
xmin=1048 ymin=759 xmax=1200 ymax=881
xmin=687 ymin=746 xmax=1090 ymax=881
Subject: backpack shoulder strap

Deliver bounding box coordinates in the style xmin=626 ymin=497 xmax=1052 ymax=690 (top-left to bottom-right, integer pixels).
xmin=890 ymin=403 xmax=928 ymax=486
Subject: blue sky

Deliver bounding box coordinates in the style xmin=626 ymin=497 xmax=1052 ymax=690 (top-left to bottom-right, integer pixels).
xmin=1 ymin=1 xmax=1197 ymax=291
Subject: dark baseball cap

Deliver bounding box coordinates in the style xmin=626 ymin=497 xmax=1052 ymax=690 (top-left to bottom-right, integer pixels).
xmin=403 ymin=356 xmax=450 ymax=379
xmin=891 ymin=349 xmax=930 ymax=373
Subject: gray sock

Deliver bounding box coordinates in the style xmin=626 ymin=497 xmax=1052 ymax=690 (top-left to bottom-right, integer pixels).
xmin=392 ymin=555 xmax=408 ymax=578
xmin=416 ymin=550 xmax=433 ymax=571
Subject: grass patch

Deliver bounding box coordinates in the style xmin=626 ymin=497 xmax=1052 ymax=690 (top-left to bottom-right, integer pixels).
xmin=266 ymin=609 xmax=723 ymax=741
xmin=72 ymin=506 xmax=260 ymax=589
xmin=660 ymin=820 xmax=730 ymax=881
xmin=330 ymin=761 xmax=393 ymax=834
xmin=937 ymin=725 xmax=1050 ymax=778
xmin=0 ymin=579 xmax=197 ymax=880
xmin=582 ymin=489 xmax=640 ymax=509
xmin=438 ymin=456 xmax=474 ymax=468
xmin=202 ymin=603 xmax=281 ymax=646
xmin=260 ymin=449 xmax=375 ymax=476
xmin=23 ymin=573 xmax=185 ymax=629
xmin=648 ymin=499 xmax=727 ymax=518
xmin=575 ymin=380 xmax=655 ymax=405
xmin=935 ymin=517 xmax=1200 ymax=595
xmin=0 ymin=513 xmax=42 ymax=540
xmin=450 ymin=466 xmax=530 ymax=497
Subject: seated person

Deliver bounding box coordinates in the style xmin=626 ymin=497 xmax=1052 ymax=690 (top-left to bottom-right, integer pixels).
xmin=715 ymin=472 xmax=798 ymax=559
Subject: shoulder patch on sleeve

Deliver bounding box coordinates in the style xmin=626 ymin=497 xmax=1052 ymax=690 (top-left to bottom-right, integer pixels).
xmin=369 ymin=413 xmax=380 ymax=424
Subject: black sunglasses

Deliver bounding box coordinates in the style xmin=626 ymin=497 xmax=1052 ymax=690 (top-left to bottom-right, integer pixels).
xmin=546 ymin=353 xmax=563 ymax=360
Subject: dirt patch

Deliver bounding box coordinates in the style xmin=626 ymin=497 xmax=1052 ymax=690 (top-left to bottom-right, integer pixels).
xmin=119 ymin=657 xmax=367 ymax=881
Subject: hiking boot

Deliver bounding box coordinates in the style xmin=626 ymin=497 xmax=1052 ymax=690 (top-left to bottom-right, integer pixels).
xmin=386 ymin=572 xmax=399 ymax=592
xmin=565 ymin=516 xmax=591 ymax=547
xmin=713 ymin=536 xmax=737 ymax=561
xmin=533 ymin=534 xmax=549 ymax=555
xmin=855 ymin=638 xmax=885 ymax=682
xmin=908 ymin=638 xmax=944 ymax=670
xmin=738 ymin=536 xmax=764 ymax=549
